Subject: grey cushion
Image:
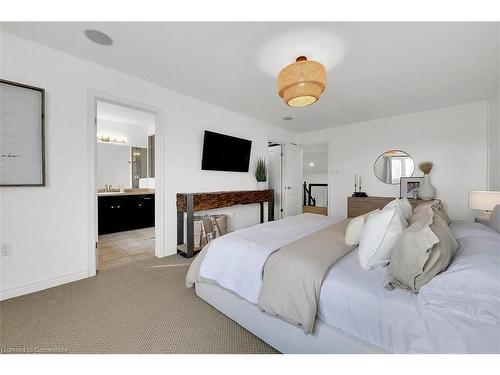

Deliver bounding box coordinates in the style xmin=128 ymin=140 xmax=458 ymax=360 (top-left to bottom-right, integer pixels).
xmin=388 ymin=204 xmax=458 ymax=292
xmin=486 ymin=204 xmax=500 ymax=233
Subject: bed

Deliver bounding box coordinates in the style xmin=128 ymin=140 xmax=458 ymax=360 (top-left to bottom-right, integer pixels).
xmin=186 ymin=213 xmax=500 ymax=354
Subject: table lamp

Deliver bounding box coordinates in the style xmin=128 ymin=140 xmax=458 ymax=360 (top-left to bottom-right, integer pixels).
xmin=468 ymin=191 xmax=500 ymax=224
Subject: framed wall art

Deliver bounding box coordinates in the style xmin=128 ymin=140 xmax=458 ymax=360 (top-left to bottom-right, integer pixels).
xmin=0 ymin=79 xmax=45 ymax=186
xmin=400 ymin=176 xmax=424 ymax=199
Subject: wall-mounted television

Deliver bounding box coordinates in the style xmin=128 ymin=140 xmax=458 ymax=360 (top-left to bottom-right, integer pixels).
xmin=201 ymin=130 xmax=252 ymax=172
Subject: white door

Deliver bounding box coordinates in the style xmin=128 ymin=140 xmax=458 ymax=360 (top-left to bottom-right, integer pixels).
xmin=283 ymin=143 xmax=303 ymax=217
xmin=268 ymin=145 xmax=282 ymax=219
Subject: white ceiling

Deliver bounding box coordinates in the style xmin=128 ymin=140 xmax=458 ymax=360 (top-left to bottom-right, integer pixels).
xmin=97 ymin=101 xmax=156 ymax=132
xmin=2 ymin=22 xmax=499 ymax=132
xmin=302 ymin=143 xmax=329 ymax=153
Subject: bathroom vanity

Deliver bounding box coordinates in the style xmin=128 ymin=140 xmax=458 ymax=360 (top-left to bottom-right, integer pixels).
xmin=97 ymin=190 xmax=155 ymax=235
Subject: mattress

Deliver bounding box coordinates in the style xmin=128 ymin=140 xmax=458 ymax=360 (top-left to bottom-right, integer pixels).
xmin=317 ymin=221 xmax=500 ymax=353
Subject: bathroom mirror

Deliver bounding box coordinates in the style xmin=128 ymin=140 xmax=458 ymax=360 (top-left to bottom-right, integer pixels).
xmin=373 ymin=150 xmax=415 ymax=185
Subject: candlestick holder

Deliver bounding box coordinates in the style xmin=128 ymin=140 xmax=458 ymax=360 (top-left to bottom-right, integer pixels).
xmin=353 ymin=175 xmax=367 ymax=197
xmin=352 ymin=191 xmax=368 ymax=197
xmin=352 ymin=183 xmax=367 ymax=197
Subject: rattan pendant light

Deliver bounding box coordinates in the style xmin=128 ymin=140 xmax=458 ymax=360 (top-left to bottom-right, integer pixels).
xmin=278 ymin=56 xmax=326 ymax=107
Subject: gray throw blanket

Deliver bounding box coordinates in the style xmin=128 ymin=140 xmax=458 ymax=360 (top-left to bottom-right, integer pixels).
xmin=258 ymin=219 xmax=354 ymax=334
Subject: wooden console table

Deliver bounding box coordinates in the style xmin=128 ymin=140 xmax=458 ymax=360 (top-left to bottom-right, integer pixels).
xmin=176 ymin=189 xmax=274 ymax=258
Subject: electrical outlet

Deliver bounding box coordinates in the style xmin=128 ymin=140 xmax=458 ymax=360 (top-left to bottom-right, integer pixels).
xmin=1 ymin=243 xmax=12 ymax=257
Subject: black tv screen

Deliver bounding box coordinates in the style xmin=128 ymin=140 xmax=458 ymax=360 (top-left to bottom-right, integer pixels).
xmin=201 ymin=130 xmax=252 ymax=172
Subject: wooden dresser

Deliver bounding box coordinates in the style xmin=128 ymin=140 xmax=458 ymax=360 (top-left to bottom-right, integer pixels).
xmin=347 ymin=196 xmax=428 ymax=218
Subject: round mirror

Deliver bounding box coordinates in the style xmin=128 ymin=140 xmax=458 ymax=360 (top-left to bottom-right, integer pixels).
xmin=374 ymin=150 xmax=415 ymax=185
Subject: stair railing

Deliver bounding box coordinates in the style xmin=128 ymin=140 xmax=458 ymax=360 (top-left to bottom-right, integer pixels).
xmin=303 ymin=181 xmax=317 ymax=206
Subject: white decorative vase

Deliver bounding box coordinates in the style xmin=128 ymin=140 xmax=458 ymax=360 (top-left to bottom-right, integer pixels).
xmin=257 ymin=181 xmax=267 ymax=191
xmin=418 ymin=174 xmax=436 ymax=201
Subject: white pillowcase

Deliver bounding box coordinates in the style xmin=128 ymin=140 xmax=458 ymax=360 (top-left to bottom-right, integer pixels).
xmin=358 ymin=206 xmax=408 ymax=269
xmin=345 ymin=209 xmax=379 ymax=246
xmin=384 ymin=198 xmax=413 ymax=221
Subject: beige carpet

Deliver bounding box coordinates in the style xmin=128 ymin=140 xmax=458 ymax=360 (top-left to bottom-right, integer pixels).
xmin=0 ymin=255 xmax=278 ymax=354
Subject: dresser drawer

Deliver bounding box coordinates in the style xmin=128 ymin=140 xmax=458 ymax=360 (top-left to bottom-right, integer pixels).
xmin=347 ymin=196 xmax=427 ymax=218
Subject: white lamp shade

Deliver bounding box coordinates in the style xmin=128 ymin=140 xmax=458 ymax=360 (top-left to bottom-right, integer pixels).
xmin=468 ymin=191 xmax=500 ymax=211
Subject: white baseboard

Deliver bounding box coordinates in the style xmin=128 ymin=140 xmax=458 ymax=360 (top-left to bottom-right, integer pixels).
xmin=0 ymin=270 xmax=89 ymax=301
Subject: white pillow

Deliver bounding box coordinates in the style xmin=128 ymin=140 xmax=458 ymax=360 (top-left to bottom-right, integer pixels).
xmin=384 ymin=198 xmax=413 ymax=221
xmin=345 ymin=209 xmax=379 ymax=246
xmin=358 ymin=207 xmax=408 ymax=269
xmin=419 ymin=236 xmax=500 ymax=324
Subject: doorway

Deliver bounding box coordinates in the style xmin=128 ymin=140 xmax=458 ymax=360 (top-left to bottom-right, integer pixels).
xmin=95 ymin=101 xmax=157 ymax=270
xmin=268 ymin=141 xmax=304 ymax=219
xmin=301 ymin=143 xmax=329 ymax=216
xmin=87 ymin=91 xmax=165 ymax=276
xmin=268 ymin=141 xmax=283 ymax=219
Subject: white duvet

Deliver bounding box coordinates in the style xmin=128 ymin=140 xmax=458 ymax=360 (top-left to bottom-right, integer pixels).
xmin=199 ymin=213 xmax=342 ymax=304
xmin=419 ymin=236 xmax=500 ymax=325
xmin=317 ymin=242 xmax=500 ymax=353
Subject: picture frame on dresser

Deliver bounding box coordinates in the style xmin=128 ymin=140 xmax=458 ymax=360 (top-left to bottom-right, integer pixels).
xmin=400 ymin=176 xmax=423 ymax=199
xmin=0 ymin=79 xmax=46 ymax=186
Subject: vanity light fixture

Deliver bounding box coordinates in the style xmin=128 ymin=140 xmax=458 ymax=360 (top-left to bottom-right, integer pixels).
xmin=97 ymin=135 xmax=126 ymax=144
xmin=278 ymin=56 xmax=327 ymax=107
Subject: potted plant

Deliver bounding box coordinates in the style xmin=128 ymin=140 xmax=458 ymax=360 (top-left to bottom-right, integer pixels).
xmin=418 ymin=161 xmax=436 ymax=201
xmin=253 ymin=157 xmax=268 ymax=190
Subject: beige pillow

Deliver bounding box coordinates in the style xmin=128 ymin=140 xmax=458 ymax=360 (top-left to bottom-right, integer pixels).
xmin=431 ymin=200 xmax=451 ymax=225
xmin=412 ymin=200 xmax=451 ymax=225
xmin=344 ymin=209 xmax=379 ymax=246
xmin=388 ymin=205 xmax=458 ymax=292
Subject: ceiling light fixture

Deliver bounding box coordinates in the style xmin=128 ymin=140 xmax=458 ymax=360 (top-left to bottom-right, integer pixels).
xmin=84 ymin=29 xmax=113 ymax=46
xmin=278 ymin=56 xmax=326 ymax=107
xmin=309 ymin=162 xmax=315 ymax=167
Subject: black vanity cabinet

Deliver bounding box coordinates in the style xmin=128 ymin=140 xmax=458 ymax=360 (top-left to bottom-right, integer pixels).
xmin=98 ymin=194 xmax=155 ymax=235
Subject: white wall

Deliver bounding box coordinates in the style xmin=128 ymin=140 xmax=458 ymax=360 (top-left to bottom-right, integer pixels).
xmin=303 ymin=151 xmax=328 ymax=178
xmin=303 ymin=173 xmax=328 ymax=184
xmin=96 ymin=143 xmax=131 ymax=189
xmin=296 ymin=102 xmax=488 ymax=220
xmin=488 ymin=85 xmax=500 ymax=190
xmin=97 ymin=118 xmax=151 ymax=148
xmin=487 ymin=24 xmax=500 ymax=190
xmin=0 ymin=32 xmax=294 ymax=299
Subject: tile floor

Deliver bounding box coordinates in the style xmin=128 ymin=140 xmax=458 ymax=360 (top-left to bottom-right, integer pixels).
xmin=97 ymin=227 xmax=155 ymax=271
